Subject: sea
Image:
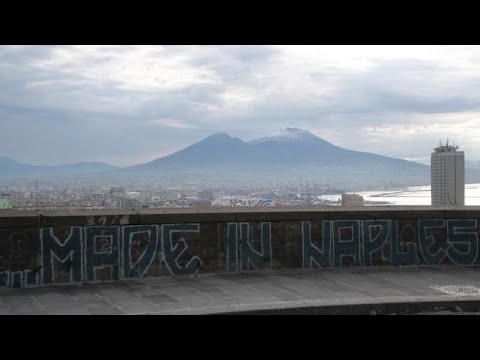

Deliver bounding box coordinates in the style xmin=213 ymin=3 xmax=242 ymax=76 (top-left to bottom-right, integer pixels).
xmin=318 ymin=183 xmax=480 ymax=206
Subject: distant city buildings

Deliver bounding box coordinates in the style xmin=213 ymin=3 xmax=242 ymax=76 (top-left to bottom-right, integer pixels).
xmin=0 ymin=198 xmax=12 ymax=209
xmin=0 ymin=177 xmax=399 ymax=211
xmin=431 ymin=140 xmax=464 ymax=207
xmin=191 ymin=200 xmax=212 ymax=208
xmin=197 ymin=190 xmax=214 ymax=201
xmin=341 ymin=193 xmax=364 ymax=207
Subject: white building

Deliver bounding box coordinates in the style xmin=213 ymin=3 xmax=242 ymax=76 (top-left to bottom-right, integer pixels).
xmin=431 ymin=141 xmax=464 ymax=206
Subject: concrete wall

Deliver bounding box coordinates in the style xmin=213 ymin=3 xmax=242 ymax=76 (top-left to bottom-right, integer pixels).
xmin=1 ymin=207 xmax=479 ymax=288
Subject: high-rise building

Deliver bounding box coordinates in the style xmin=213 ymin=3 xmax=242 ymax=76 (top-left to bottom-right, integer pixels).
xmin=431 ymin=141 xmax=464 ymax=206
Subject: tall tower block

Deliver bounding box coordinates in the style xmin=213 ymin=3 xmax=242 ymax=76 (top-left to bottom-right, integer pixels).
xmin=431 ymin=140 xmax=464 ymax=206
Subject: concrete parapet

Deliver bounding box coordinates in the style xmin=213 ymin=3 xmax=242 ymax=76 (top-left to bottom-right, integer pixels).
xmin=0 ymin=206 xmax=480 ymax=288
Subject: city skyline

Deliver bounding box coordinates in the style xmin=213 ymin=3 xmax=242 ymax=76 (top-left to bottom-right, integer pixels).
xmin=1 ymin=45 xmax=480 ymax=166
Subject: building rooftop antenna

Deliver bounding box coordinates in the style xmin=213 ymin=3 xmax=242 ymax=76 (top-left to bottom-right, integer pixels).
xmin=434 ymin=139 xmax=459 ymax=153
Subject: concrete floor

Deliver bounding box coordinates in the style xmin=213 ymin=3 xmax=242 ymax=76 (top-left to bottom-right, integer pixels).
xmin=2 ymin=266 xmax=480 ymax=314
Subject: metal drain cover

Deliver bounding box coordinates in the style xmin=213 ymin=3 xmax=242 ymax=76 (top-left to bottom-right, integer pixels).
xmin=432 ymin=285 xmax=480 ymax=296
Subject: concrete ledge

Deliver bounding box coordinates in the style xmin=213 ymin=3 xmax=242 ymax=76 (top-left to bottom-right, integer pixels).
xmin=2 ymin=207 xmax=480 ymax=290
xmin=2 ymin=267 xmax=480 ymax=315
xmin=1 ymin=206 xmax=480 ymax=228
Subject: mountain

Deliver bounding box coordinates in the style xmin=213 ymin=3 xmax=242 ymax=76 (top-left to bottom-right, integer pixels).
xmin=6 ymin=129 xmax=480 ymax=189
xmin=120 ymin=128 xmax=451 ymax=189
xmin=0 ymin=157 xmax=118 ymax=177
xmin=129 ymin=133 xmax=251 ymax=170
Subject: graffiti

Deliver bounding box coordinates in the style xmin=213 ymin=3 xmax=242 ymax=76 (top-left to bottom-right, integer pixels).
xmin=362 ymin=220 xmax=389 ymax=266
xmin=122 ymin=225 xmax=158 ymax=278
xmin=302 ymin=218 xmax=480 ymax=269
xmin=41 ymin=227 xmax=83 ymax=284
xmin=85 ymin=226 xmax=120 ymax=281
xmin=447 ymin=219 xmax=479 ymax=264
xmin=332 ymin=220 xmax=361 ymax=267
xmin=227 ymin=222 xmax=272 ymax=272
xmin=0 ymin=269 xmax=39 ymax=288
xmin=31 ymin=223 xmax=202 ymax=287
xmin=0 ymin=216 xmax=479 ymax=288
xmin=391 ymin=222 xmax=417 ymax=266
xmin=0 ymin=271 xmax=9 ymax=287
xmin=302 ymin=220 xmax=331 ymax=268
xmin=419 ymin=219 xmax=479 ymax=265
xmin=162 ymin=224 xmax=202 ymax=276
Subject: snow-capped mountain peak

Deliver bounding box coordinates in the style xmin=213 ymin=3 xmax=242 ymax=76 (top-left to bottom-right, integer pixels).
xmin=249 ymin=128 xmax=320 ymax=144
xmin=270 ymin=128 xmax=317 ymax=141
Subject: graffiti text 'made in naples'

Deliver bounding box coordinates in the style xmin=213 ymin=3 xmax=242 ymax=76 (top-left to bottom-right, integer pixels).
xmin=0 ymin=219 xmax=479 ymax=288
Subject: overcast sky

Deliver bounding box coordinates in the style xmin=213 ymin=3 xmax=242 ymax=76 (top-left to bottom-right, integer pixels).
xmin=1 ymin=45 xmax=480 ymax=166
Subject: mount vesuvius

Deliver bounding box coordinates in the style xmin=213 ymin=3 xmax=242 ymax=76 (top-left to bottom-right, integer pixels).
xmin=119 ymin=128 xmax=459 ymax=188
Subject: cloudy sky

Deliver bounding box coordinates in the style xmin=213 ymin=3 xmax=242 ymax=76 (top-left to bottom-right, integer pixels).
xmin=1 ymin=45 xmax=480 ymax=166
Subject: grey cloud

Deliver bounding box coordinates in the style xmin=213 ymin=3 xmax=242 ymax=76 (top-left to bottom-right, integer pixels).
xmin=364 ymin=92 xmax=480 ymax=114
xmin=217 ymin=45 xmax=279 ymax=63
xmin=304 ymin=59 xmax=480 ymax=122
xmin=134 ymin=84 xmax=224 ymax=121
xmin=0 ymin=61 xmax=139 ymax=116
xmin=188 ymin=45 xmax=277 ymax=65
xmin=186 ymin=45 xmax=278 ymax=84
xmin=0 ymin=105 xmax=210 ymax=166
xmin=178 ymin=58 xmax=480 ymax=135
xmin=2 ymin=46 xmax=480 ymax=165
xmin=0 ymin=45 xmax=56 ymax=65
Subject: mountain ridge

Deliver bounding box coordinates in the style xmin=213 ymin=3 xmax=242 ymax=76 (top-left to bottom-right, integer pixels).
xmin=128 ymin=128 xmax=427 ymax=169
xmin=0 ymin=157 xmax=118 ymax=176
xmin=4 ymin=128 xmax=480 ymax=189
xmin=118 ymin=128 xmax=438 ymax=188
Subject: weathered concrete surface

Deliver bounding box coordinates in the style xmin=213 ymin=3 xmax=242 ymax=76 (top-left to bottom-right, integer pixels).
xmin=3 ymin=207 xmax=480 ymax=289
xmin=3 ymin=206 xmax=480 ymax=228
xmin=2 ymin=266 xmax=480 ymax=315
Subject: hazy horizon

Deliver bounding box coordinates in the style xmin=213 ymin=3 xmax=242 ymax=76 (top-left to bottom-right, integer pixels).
xmin=0 ymin=127 xmax=440 ymax=167
xmin=0 ymin=127 xmax=477 ymax=168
